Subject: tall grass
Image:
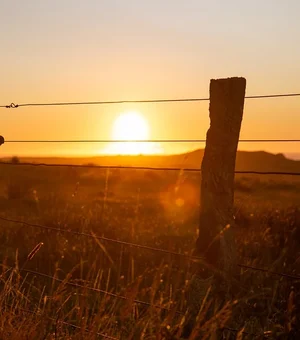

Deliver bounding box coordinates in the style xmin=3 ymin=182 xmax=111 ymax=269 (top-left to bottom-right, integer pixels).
xmin=0 ymin=165 xmax=299 ymax=339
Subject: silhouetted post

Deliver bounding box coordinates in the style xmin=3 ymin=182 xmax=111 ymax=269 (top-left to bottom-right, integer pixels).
xmin=183 ymin=77 xmax=246 ymax=338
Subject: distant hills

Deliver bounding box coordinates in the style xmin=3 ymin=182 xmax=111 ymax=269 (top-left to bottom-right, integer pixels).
xmin=285 ymin=153 xmax=300 ymax=161
xmin=3 ymin=149 xmax=300 ymax=173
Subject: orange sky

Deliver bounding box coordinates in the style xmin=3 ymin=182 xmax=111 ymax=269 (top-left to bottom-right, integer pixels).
xmin=1 ymin=1 xmax=300 ymax=158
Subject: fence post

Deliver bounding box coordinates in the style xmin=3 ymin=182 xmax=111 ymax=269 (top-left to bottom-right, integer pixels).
xmin=184 ymin=77 xmax=246 ymax=337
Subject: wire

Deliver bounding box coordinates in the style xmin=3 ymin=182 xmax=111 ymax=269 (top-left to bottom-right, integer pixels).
xmin=1 ymin=161 xmax=300 ymax=176
xmin=4 ymin=304 xmax=267 ymax=339
xmin=1 ymin=216 xmax=300 ymax=281
xmin=4 ymin=139 xmax=300 ymax=143
xmin=0 ymin=161 xmax=199 ymax=172
xmin=1 ymin=267 xmax=264 ymax=339
xmin=246 ymin=93 xmax=300 ymax=99
xmin=0 ymin=216 xmax=203 ymax=262
xmin=4 ymin=265 xmax=182 ymax=314
xmin=2 ymin=92 xmax=300 ymax=108
xmin=4 ymin=303 xmax=118 ymax=339
xmin=51 ymin=320 xmax=118 ymax=340
xmin=223 ymin=327 xmax=268 ymax=338
xmin=24 ymin=269 xmax=172 ymax=312
xmin=237 ymin=264 xmax=300 ymax=281
xmin=234 ymin=170 xmax=300 ymax=176
xmin=4 ymin=98 xmax=209 ymax=108
xmin=4 ymin=161 xmax=197 ymax=172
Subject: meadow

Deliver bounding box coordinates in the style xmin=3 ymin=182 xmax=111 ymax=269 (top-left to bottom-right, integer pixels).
xmin=0 ymin=155 xmax=299 ymax=339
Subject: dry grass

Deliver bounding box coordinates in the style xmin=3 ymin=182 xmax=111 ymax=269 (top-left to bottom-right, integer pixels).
xmin=0 ymin=165 xmax=299 ymax=339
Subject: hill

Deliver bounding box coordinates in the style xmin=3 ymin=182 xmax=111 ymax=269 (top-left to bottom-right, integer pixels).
xmin=2 ymin=149 xmax=300 ymax=173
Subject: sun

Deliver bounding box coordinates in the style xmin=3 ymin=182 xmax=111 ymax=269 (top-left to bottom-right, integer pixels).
xmin=112 ymin=111 xmax=149 ymax=142
xmin=104 ymin=111 xmax=161 ymax=155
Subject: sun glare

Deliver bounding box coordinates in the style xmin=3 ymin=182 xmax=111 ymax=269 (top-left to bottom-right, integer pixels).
xmin=112 ymin=111 xmax=149 ymax=142
xmin=104 ymin=111 xmax=161 ymax=155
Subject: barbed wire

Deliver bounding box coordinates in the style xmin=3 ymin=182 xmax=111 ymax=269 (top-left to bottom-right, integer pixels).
xmin=237 ymin=264 xmax=300 ymax=281
xmin=1 ymin=160 xmax=300 ymax=176
xmin=3 ymin=287 xmax=264 ymax=338
xmin=0 ymin=216 xmax=203 ymax=262
xmin=1 ymin=92 xmax=300 ymax=108
xmin=3 ymin=98 xmax=209 ymax=108
xmin=0 ymin=161 xmax=198 ymax=172
xmin=1 ymin=216 xmax=299 ymax=281
xmin=3 ymin=264 xmax=183 ymax=316
xmin=8 ymin=266 xmax=173 ymax=313
xmin=3 ymin=138 xmax=300 ymax=143
xmin=3 ymin=303 xmax=118 ymax=339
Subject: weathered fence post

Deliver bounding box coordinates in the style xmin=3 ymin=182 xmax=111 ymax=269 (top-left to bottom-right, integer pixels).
xmin=183 ymin=77 xmax=246 ymax=337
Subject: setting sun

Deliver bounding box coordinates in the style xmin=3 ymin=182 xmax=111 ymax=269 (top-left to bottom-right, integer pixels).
xmin=104 ymin=111 xmax=161 ymax=155
xmin=112 ymin=111 xmax=149 ymax=141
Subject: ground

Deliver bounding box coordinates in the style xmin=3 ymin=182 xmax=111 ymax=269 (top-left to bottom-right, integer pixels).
xmin=0 ymin=160 xmax=299 ymax=339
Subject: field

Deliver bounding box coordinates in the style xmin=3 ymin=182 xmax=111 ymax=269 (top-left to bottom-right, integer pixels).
xmin=0 ymin=153 xmax=299 ymax=339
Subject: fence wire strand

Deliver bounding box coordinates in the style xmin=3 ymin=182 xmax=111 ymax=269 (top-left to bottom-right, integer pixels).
xmin=3 ymin=286 xmax=263 ymax=338
xmin=1 ymin=92 xmax=300 ymax=108
xmin=3 ymin=138 xmax=300 ymax=143
xmin=1 ymin=160 xmax=300 ymax=176
xmin=1 ymin=216 xmax=299 ymax=281
xmin=0 ymin=216 xmax=203 ymax=262
xmin=5 ymin=265 xmax=171 ymax=312
xmin=3 ymin=303 xmax=118 ymax=339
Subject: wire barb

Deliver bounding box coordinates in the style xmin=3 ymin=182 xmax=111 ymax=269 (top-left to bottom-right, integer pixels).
xmin=5 ymin=103 xmax=19 ymax=108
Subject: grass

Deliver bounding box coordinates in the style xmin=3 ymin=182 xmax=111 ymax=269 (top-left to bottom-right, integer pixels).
xmin=0 ymin=164 xmax=299 ymax=339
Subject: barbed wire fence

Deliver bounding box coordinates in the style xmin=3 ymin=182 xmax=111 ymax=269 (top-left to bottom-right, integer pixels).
xmin=1 ymin=91 xmax=300 ymax=108
xmin=1 ymin=90 xmax=300 ymax=338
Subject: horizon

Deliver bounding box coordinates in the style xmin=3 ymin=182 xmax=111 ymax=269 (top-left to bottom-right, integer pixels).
xmin=2 ymin=148 xmax=300 ymax=162
xmin=1 ymin=1 xmax=300 ymax=158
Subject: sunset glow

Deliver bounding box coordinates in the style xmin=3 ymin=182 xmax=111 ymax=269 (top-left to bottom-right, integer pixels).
xmin=1 ymin=1 xmax=300 ymax=158
xmin=104 ymin=111 xmax=161 ymax=155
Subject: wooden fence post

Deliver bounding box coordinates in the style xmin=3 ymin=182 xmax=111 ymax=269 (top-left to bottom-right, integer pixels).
xmin=183 ymin=77 xmax=246 ymax=337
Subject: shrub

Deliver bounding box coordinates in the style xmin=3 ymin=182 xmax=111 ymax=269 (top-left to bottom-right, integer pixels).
xmin=11 ymin=156 xmax=20 ymax=164
xmin=5 ymin=180 xmax=31 ymax=200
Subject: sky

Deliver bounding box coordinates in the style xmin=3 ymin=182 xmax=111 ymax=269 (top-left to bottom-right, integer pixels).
xmin=1 ymin=0 xmax=300 ymax=158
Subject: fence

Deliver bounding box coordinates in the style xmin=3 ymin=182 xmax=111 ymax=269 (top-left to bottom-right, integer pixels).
xmin=1 ymin=80 xmax=300 ymax=338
